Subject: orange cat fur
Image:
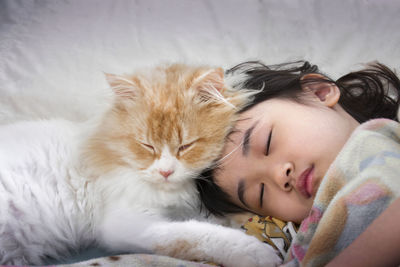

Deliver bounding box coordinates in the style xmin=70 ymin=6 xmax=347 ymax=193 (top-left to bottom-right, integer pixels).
xmin=83 ymin=64 xmax=250 ymax=183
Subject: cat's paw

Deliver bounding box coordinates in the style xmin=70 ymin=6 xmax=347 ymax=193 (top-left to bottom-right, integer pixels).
xmin=219 ymin=232 xmax=282 ymax=267
xmin=140 ymin=219 xmax=282 ymax=267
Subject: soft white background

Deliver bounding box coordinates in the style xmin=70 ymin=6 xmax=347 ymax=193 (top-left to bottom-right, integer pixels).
xmin=1 ymin=0 xmax=400 ymax=122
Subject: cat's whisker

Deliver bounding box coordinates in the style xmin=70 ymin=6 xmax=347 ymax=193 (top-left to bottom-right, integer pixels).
xmin=215 ymin=140 xmax=242 ymax=165
xmin=108 ymin=75 xmax=136 ymax=86
xmin=215 ymin=109 xmax=266 ymax=167
xmin=202 ymin=82 xmax=236 ymax=110
xmin=194 ymin=175 xmax=211 ymax=183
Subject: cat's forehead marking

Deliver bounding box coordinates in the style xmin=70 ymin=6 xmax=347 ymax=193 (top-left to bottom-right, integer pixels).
xmin=146 ymin=109 xmax=182 ymax=145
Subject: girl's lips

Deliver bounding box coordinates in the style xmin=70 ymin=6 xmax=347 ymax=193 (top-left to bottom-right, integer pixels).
xmin=296 ymin=166 xmax=314 ymax=198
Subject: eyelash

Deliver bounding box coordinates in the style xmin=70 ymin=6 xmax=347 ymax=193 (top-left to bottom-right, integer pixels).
xmin=260 ymin=183 xmax=265 ymax=207
xmin=265 ymin=130 xmax=272 ymax=155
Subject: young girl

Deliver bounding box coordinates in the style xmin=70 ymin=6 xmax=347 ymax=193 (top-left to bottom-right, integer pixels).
xmin=196 ymin=61 xmax=400 ymax=266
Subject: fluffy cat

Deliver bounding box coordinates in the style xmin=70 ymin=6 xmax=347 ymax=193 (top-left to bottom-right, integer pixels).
xmin=0 ymin=64 xmax=281 ymax=266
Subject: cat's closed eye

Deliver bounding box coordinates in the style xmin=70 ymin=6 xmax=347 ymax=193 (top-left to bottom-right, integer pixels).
xmin=178 ymin=141 xmax=196 ymax=155
xmin=140 ymin=142 xmax=155 ymax=153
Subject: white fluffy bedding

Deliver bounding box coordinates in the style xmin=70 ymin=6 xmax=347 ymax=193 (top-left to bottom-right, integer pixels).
xmin=1 ymin=0 xmax=400 ymax=124
xmin=1 ymin=0 xmax=400 ymax=265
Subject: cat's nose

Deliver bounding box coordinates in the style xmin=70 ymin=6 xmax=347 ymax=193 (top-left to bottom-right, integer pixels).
xmin=159 ymin=170 xmax=174 ymax=179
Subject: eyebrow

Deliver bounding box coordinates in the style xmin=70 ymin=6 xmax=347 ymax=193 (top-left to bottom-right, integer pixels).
xmin=237 ymin=179 xmax=249 ymax=208
xmin=242 ymin=121 xmax=259 ymax=156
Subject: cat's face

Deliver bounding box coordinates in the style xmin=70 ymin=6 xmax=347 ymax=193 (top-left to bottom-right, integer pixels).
xmin=86 ymin=64 xmax=250 ymax=188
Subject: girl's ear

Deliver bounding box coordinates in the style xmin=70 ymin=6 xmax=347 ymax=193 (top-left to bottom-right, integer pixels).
xmin=301 ymin=73 xmax=340 ymax=107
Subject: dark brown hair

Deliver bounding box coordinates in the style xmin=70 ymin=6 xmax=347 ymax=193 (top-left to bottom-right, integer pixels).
xmin=196 ymin=60 xmax=400 ymax=216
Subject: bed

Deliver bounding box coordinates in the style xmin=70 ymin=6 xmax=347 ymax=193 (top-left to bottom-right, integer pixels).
xmin=1 ymin=0 xmax=400 ymax=266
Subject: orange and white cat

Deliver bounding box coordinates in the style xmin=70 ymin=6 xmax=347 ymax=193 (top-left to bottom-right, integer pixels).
xmin=0 ymin=64 xmax=281 ymax=266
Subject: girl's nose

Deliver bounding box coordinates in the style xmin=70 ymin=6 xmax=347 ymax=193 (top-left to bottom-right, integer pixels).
xmin=273 ymin=162 xmax=294 ymax=191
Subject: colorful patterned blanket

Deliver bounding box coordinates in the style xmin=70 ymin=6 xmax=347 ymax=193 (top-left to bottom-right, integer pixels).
xmin=284 ymin=119 xmax=400 ymax=266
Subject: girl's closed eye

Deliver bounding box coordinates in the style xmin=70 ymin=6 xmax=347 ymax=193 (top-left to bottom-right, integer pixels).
xmin=265 ymin=129 xmax=273 ymax=155
xmin=259 ymin=183 xmax=265 ymax=207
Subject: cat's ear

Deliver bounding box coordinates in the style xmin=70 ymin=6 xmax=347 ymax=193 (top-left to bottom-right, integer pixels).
xmin=104 ymin=73 xmax=136 ymax=100
xmin=192 ymin=68 xmax=227 ymax=102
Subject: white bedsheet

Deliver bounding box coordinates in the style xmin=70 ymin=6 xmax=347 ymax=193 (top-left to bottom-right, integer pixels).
xmin=0 ymin=0 xmax=400 ymax=264
xmin=1 ymin=0 xmax=400 ymax=122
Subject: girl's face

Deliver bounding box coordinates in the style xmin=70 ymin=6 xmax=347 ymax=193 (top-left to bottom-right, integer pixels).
xmin=214 ymin=91 xmax=359 ymax=223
